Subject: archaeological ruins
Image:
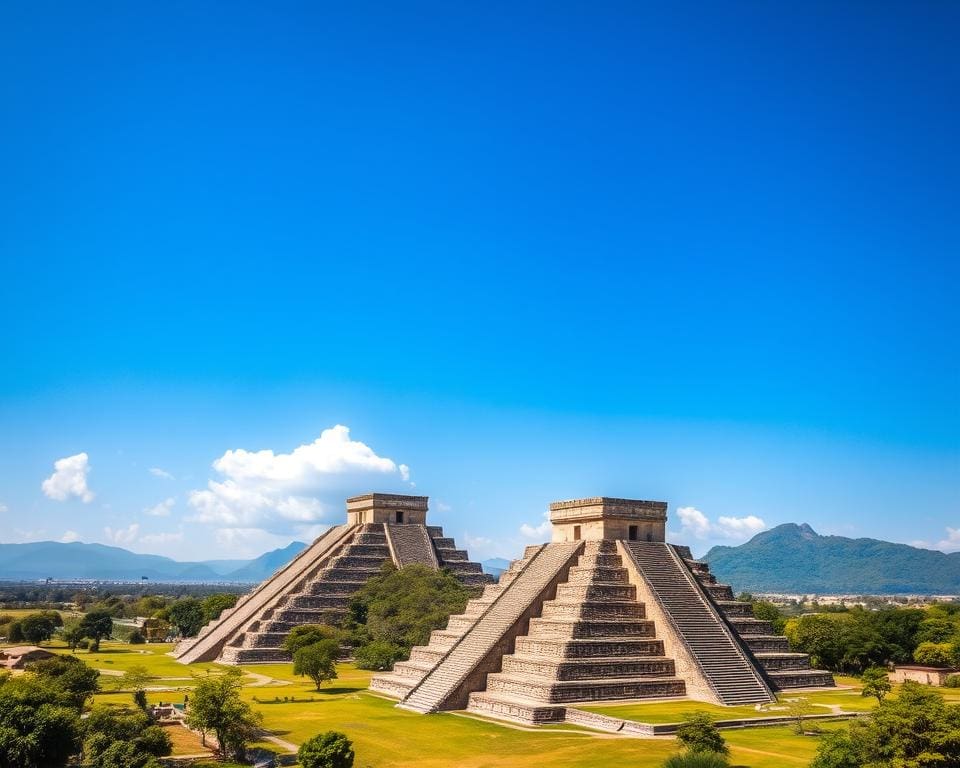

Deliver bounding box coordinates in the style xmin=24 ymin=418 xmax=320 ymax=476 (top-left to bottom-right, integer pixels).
xmin=178 ymin=492 xmax=834 ymax=726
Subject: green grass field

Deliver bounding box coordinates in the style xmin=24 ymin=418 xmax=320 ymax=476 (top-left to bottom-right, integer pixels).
xmin=0 ymin=640 xmax=867 ymax=767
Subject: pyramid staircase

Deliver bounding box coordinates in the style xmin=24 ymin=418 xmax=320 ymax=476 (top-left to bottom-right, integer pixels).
xmin=675 ymin=546 xmax=834 ymax=690
xmin=467 ymin=541 xmax=687 ymax=723
xmin=620 ymin=542 xmax=774 ymax=704
xmin=370 ymin=542 xmax=584 ymax=710
xmin=174 ymin=494 xmax=490 ymax=666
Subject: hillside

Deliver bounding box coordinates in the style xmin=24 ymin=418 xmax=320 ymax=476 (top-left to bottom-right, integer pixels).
xmin=704 ymin=523 xmax=960 ymax=594
xmin=0 ymin=540 xmax=307 ymax=582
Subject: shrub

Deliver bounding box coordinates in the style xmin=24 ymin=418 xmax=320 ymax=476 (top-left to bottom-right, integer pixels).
xmin=662 ymin=752 xmax=729 ymax=768
xmin=354 ymin=641 xmax=404 ymax=671
xmin=945 ymin=674 xmax=960 ymax=688
xmin=128 ymin=630 xmax=146 ymax=645
xmin=293 ymin=640 xmax=339 ymax=690
xmin=284 ymin=624 xmax=343 ymax=655
xmin=298 ymin=731 xmax=354 ymax=768
xmin=675 ymin=712 xmax=728 ymax=756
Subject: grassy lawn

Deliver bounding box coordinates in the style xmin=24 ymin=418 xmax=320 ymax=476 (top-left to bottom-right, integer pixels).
xmin=2 ymin=641 xmax=862 ymax=767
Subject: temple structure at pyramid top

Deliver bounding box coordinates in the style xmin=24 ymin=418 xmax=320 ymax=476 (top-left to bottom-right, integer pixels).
xmin=174 ymin=492 xmax=490 ymax=665
xmin=370 ymin=495 xmax=835 ymax=725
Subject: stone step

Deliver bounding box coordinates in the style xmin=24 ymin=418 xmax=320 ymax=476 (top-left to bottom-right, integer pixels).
xmin=220 ymin=646 xmax=292 ymax=665
xmin=743 ymin=635 xmax=791 ymax=653
xmin=467 ymin=692 xmax=567 ymax=724
xmin=767 ymin=669 xmax=836 ymax=689
xmin=574 ymin=553 xmax=624 ymax=568
xmin=526 ymin=618 xmax=655 ymax=640
xmin=485 ymin=672 xmax=686 ymax=703
xmin=443 ymin=561 xmax=483 ymax=574
xmin=754 ymin=652 xmax=815 ymax=671
xmin=368 ymin=673 xmax=417 ymax=699
xmin=431 ymin=537 xmax=456 ymax=550
xmin=408 ymin=646 xmax=447 ymax=665
xmin=716 ymin=601 xmax=755 ymax=618
xmin=287 ymin=594 xmax=352 ymax=610
xmin=392 ymin=660 xmax=435 ymax=679
xmin=564 ymin=566 xmax=629 ymax=585
xmin=428 ymin=629 xmax=463 ymax=647
xmin=438 ymin=549 xmax=469 ymax=562
xmin=540 ymin=600 xmax=645 ymax=621
xmin=704 ymin=584 xmax=734 ymax=601
xmin=515 ymin=637 xmax=664 ymax=658
xmin=728 ymin=618 xmax=774 ymax=635
xmin=304 ymin=580 xmax=366 ymax=596
xmin=329 ymin=555 xmax=390 ymax=569
xmin=501 ymin=654 xmax=676 ymax=681
xmin=343 ymin=544 xmax=391 ymax=557
xmin=555 ymin=583 xmax=637 ymax=601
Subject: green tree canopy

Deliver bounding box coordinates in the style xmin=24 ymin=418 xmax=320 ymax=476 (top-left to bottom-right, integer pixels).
xmin=284 ymin=624 xmax=343 ymax=655
xmin=661 ymin=752 xmax=729 ymax=768
xmin=346 ymin=563 xmax=471 ymax=652
xmin=913 ymin=641 xmax=955 ymax=667
xmin=169 ymin=598 xmax=205 ymax=637
xmin=675 ymin=712 xmax=728 ymax=756
xmin=293 ymin=640 xmax=340 ymax=690
xmin=82 ymin=706 xmax=171 ymax=768
xmin=79 ymin=610 xmax=114 ymax=651
xmin=186 ymin=669 xmax=262 ymax=762
xmin=28 ymin=654 xmax=100 ymax=710
xmin=860 ymin=667 xmax=892 ymax=703
xmin=298 ymin=731 xmax=355 ymax=768
xmin=354 ymin=640 xmax=404 ymax=671
xmin=202 ymin=593 xmax=238 ymax=623
xmin=19 ymin=614 xmax=56 ymax=644
xmin=0 ymin=674 xmax=81 ymax=768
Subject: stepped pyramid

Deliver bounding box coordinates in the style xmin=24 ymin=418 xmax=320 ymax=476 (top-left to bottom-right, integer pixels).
xmin=370 ymin=496 xmax=834 ymax=724
xmin=174 ymin=493 xmax=490 ymax=665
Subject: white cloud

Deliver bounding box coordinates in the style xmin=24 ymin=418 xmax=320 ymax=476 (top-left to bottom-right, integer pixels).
xmin=675 ymin=506 xmax=766 ymax=543
xmin=149 ymin=467 xmax=174 ymax=480
xmin=213 ymin=527 xmax=295 ymax=559
xmin=187 ymin=425 xmax=410 ymax=535
xmin=936 ymin=527 xmax=960 ymax=553
xmin=103 ymin=523 xmax=139 ymax=546
xmin=519 ymin=511 xmax=551 ymax=540
xmin=60 ymin=531 xmax=81 ymax=543
xmin=0 ymin=503 xmax=7 ymax=513
xmin=435 ymin=500 xmax=452 ymax=513
xmin=42 ymin=453 xmax=94 ymax=503
xmin=144 ymin=497 xmax=176 ymax=517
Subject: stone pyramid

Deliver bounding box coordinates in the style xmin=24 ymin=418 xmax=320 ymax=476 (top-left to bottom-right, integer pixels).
xmin=174 ymin=493 xmax=490 ymax=665
xmin=370 ymin=496 xmax=833 ymax=724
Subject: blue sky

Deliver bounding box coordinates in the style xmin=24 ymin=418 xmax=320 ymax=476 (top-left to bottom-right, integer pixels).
xmin=0 ymin=2 xmax=957 ymax=562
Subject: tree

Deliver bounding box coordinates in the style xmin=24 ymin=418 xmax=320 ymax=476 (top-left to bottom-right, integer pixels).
xmin=28 ymin=654 xmax=100 ymax=709
xmin=82 ymin=706 xmax=171 ymax=768
xmin=354 ymin=641 xmax=404 ymax=671
xmin=811 ymin=681 xmax=960 ymax=768
xmin=346 ymin=563 xmax=471 ymax=652
xmin=675 ymin=712 xmax=728 ymax=756
xmin=61 ymin=620 xmax=85 ymax=652
xmin=79 ymin=610 xmax=114 ymax=651
xmin=809 ymin=730 xmax=861 ymax=768
xmin=128 ymin=629 xmax=146 ymax=644
xmin=0 ymin=674 xmax=81 ymax=767
xmin=861 ymin=667 xmax=891 ymax=704
xmin=20 ymin=614 xmax=56 ymax=644
xmin=186 ymin=669 xmax=262 ymax=762
xmin=120 ymin=665 xmax=151 ymax=708
xmin=201 ymin=593 xmax=238 ymax=623
xmin=293 ymin=640 xmax=339 ymax=690
xmin=913 ymin=641 xmax=954 ymax=667
xmin=7 ymin=621 xmax=24 ymax=643
xmin=661 ymin=753 xmax=729 ymax=768
xmin=751 ymin=601 xmax=786 ymax=634
xmin=784 ymin=697 xmax=816 ymax=735
xmin=168 ymin=599 xmax=205 ymax=637
xmin=284 ymin=623 xmax=343 ymax=655
xmin=298 ymin=731 xmax=355 ymax=768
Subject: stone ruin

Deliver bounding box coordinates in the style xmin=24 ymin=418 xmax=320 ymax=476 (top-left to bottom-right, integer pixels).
xmin=370 ymin=496 xmax=834 ymax=724
xmin=173 ymin=493 xmax=490 ymax=665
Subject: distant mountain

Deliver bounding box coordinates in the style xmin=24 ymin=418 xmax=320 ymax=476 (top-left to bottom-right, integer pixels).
xmin=224 ymin=542 xmax=307 ymax=581
xmin=482 ymin=558 xmax=511 ymax=577
xmin=0 ymin=540 xmax=308 ymax=582
xmin=704 ymin=523 xmax=960 ymax=595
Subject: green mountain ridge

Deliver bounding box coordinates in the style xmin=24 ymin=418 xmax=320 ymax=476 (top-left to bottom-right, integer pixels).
xmin=703 ymin=523 xmax=960 ymax=595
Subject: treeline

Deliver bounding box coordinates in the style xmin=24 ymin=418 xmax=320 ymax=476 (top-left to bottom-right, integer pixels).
xmin=0 ymin=582 xmax=243 ymax=612
xmin=743 ymin=598 xmax=960 ymax=673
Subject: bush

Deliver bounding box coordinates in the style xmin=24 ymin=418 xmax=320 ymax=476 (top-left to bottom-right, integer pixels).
xmin=284 ymin=624 xmax=343 ymax=655
xmin=354 ymin=641 xmax=404 ymax=671
xmin=662 ymin=753 xmax=729 ymax=768
xmin=945 ymin=674 xmax=960 ymax=688
xmin=298 ymin=731 xmax=354 ymax=768
xmin=293 ymin=640 xmax=339 ymax=690
xmin=675 ymin=712 xmax=728 ymax=756
xmin=128 ymin=630 xmax=146 ymax=645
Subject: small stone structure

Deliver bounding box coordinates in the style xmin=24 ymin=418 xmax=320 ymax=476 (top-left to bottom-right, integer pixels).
xmin=370 ymin=496 xmax=835 ymax=724
xmin=890 ymin=665 xmax=958 ymax=686
xmin=173 ymin=493 xmax=489 ymax=665
xmin=0 ymin=645 xmax=56 ymax=670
